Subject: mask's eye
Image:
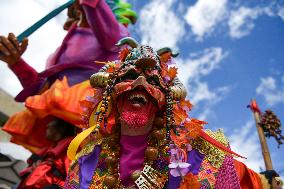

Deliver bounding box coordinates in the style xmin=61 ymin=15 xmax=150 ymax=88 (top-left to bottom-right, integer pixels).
xmin=120 ymin=69 xmax=139 ymax=81
xmin=147 ymin=76 xmax=160 ymax=86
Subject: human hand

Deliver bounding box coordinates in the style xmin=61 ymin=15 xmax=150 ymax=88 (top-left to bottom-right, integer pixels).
xmin=63 ymin=0 xmax=82 ymax=30
xmin=0 ymin=33 xmax=28 ymax=66
xmin=260 ymin=170 xmax=283 ymax=189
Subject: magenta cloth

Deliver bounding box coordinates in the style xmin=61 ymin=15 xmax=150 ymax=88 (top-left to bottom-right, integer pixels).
xmin=77 ymin=137 xmax=204 ymax=188
xmin=9 ymin=0 xmax=129 ymax=102
xmin=119 ymin=134 xmax=149 ymax=187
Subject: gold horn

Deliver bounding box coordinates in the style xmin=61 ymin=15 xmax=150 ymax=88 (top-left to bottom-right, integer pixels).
xmin=170 ymin=77 xmax=187 ymax=100
xmin=115 ymin=37 xmax=139 ymax=48
xmin=157 ymin=47 xmax=179 ymax=57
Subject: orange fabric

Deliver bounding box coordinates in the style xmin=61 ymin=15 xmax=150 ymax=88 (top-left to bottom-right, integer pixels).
xmin=234 ymin=160 xmax=263 ymax=189
xmin=25 ymin=76 xmax=93 ymax=127
xmin=2 ymin=110 xmax=52 ymax=152
xmin=3 ymin=77 xmax=93 ymax=153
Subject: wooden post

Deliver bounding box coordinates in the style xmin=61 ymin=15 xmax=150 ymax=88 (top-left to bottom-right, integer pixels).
xmin=249 ymin=99 xmax=273 ymax=170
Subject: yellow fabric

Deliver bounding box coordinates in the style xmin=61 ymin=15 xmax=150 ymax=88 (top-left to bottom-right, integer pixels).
xmin=67 ymin=95 xmax=113 ymax=160
xmin=67 ymin=125 xmax=101 ymax=160
xmin=68 ymin=100 xmax=105 ymax=160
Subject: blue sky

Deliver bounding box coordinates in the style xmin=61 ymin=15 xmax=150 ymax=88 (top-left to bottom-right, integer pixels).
xmin=127 ymin=0 xmax=284 ymax=174
xmin=0 ymin=0 xmax=283 ymax=175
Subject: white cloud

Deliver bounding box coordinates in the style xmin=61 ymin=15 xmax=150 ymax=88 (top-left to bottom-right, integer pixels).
xmin=184 ymin=0 xmax=227 ymax=40
xmin=228 ymin=6 xmax=263 ymax=39
xmin=229 ymin=120 xmax=264 ymax=171
xmin=278 ymin=6 xmax=284 ymax=21
xmin=256 ymin=76 xmax=284 ymax=106
xmin=176 ymin=47 xmax=228 ymax=86
xmin=175 ymin=47 xmax=229 ymax=120
xmin=138 ymin=0 xmax=185 ymax=49
xmin=0 ymin=0 xmax=67 ymax=96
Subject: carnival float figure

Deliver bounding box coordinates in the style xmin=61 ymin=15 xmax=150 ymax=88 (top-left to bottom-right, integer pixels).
xmin=17 ymin=118 xmax=76 ymax=189
xmin=64 ymin=37 xmax=283 ymax=189
xmin=0 ymin=0 xmax=136 ymax=102
xmin=0 ymin=0 xmax=137 ymax=152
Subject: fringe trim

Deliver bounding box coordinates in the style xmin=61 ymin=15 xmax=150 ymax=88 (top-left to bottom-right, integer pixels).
xmin=258 ymin=174 xmax=271 ymax=189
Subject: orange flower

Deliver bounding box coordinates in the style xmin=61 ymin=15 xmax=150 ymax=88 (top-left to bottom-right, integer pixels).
xmin=173 ymin=104 xmax=188 ymax=125
xmin=119 ymin=48 xmax=130 ymax=61
xmin=178 ymin=173 xmax=201 ymax=189
xmin=170 ymin=130 xmax=188 ymax=147
xmin=168 ymin=67 xmax=178 ymax=80
xmin=180 ymin=99 xmax=193 ymax=112
xmin=160 ymin=62 xmax=168 ymax=78
xmin=160 ymin=52 xmax=172 ymax=63
xmin=184 ymin=119 xmax=206 ymax=139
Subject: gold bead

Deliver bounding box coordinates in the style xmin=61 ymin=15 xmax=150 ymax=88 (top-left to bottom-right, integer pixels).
xmin=154 ymin=117 xmax=164 ymax=129
xmin=104 ymin=175 xmax=118 ymax=188
xmin=152 ymin=130 xmax=164 ymax=140
xmin=130 ymin=170 xmax=141 ymax=181
xmin=145 ymin=147 xmax=158 ymax=162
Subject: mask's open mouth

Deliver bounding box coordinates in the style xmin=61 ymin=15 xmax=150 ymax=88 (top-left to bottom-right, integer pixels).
xmin=129 ymin=93 xmax=148 ymax=106
xmin=126 ymin=90 xmax=151 ymax=108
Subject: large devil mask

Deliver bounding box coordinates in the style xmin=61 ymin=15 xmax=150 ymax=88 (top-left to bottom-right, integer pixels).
xmin=90 ymin=37 xmax=187 ymax=108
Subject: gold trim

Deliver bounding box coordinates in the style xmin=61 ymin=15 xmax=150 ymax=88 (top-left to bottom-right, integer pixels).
xmin=192 ymin=129 xmax=229 ymax=169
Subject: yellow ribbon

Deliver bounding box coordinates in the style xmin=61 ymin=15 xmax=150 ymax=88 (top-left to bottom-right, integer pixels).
xmin=67 ymin=99 xmax=112 ymax=160
xmin=67 ymin=125 xmax=99 ymax=160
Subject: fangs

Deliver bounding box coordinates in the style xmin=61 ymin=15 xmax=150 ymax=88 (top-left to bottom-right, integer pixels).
xmin=129 ymin=94 xmax=148 ymax=104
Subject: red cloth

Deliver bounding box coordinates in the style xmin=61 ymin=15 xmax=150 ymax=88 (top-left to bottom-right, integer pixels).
xmin=234 ymin=160 xmax=263 ymax=189
xmin=18 ymin=137 xmax=73 ymax=189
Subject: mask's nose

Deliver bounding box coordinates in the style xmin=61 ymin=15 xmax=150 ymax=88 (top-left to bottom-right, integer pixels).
xmin=131 ymin=76 xmax=148 ymax=89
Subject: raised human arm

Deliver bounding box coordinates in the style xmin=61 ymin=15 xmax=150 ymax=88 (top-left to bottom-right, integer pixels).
xmin=80 ymin=0 xmax=128 ymax=51
xmin=0 ymin=33 xmax=39 ymax=88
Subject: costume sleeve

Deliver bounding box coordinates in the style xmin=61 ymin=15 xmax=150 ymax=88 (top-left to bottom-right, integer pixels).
xmin=80 ymin=0 xmax=129 ymax=51
xmin=64 ymin=154 xmax=71 ymax=175
xmin=8 ymin=58 xmax=40 ymax=89
xmin=234 ymin=160 xmax=270 ymax=189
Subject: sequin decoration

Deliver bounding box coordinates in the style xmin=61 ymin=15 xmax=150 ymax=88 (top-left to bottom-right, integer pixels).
xmin=214 ymin=155 xmax=241 ymax=189
xmin=198 ymin=160 xmax=218 ymax=188
xmin=192 ymin=129 xmax=229 ymax=169
xmin=64 ymin=161 xmax=80 ymax=189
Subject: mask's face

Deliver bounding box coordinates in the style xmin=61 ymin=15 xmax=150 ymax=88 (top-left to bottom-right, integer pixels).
xmin=113 ymin=48 xmax=165 ymax=135
xmin=113 ymin=72 xmax=165 ymax=108
xmin=113 ymin=46 xmax=166 ymax=108
xmin=116 ymin=88 xmax=158 ymax=136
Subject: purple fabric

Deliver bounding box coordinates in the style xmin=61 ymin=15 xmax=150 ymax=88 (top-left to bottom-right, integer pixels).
xmin=83 ymin=0 xmax=129 ymax=51
xmin=119 ymin=134 xmax=149 ymax=187
xmin=168 ymin=149 xmax=204 ymax=189
xmin=14 ymin=0 xmax=129 ymax=102
xmin=78 ymin=145 xmax=101 ymax=189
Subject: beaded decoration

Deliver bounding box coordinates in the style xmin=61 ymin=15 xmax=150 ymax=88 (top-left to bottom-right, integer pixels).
xmin=192 ymin=129 xmax=229 ymax=169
